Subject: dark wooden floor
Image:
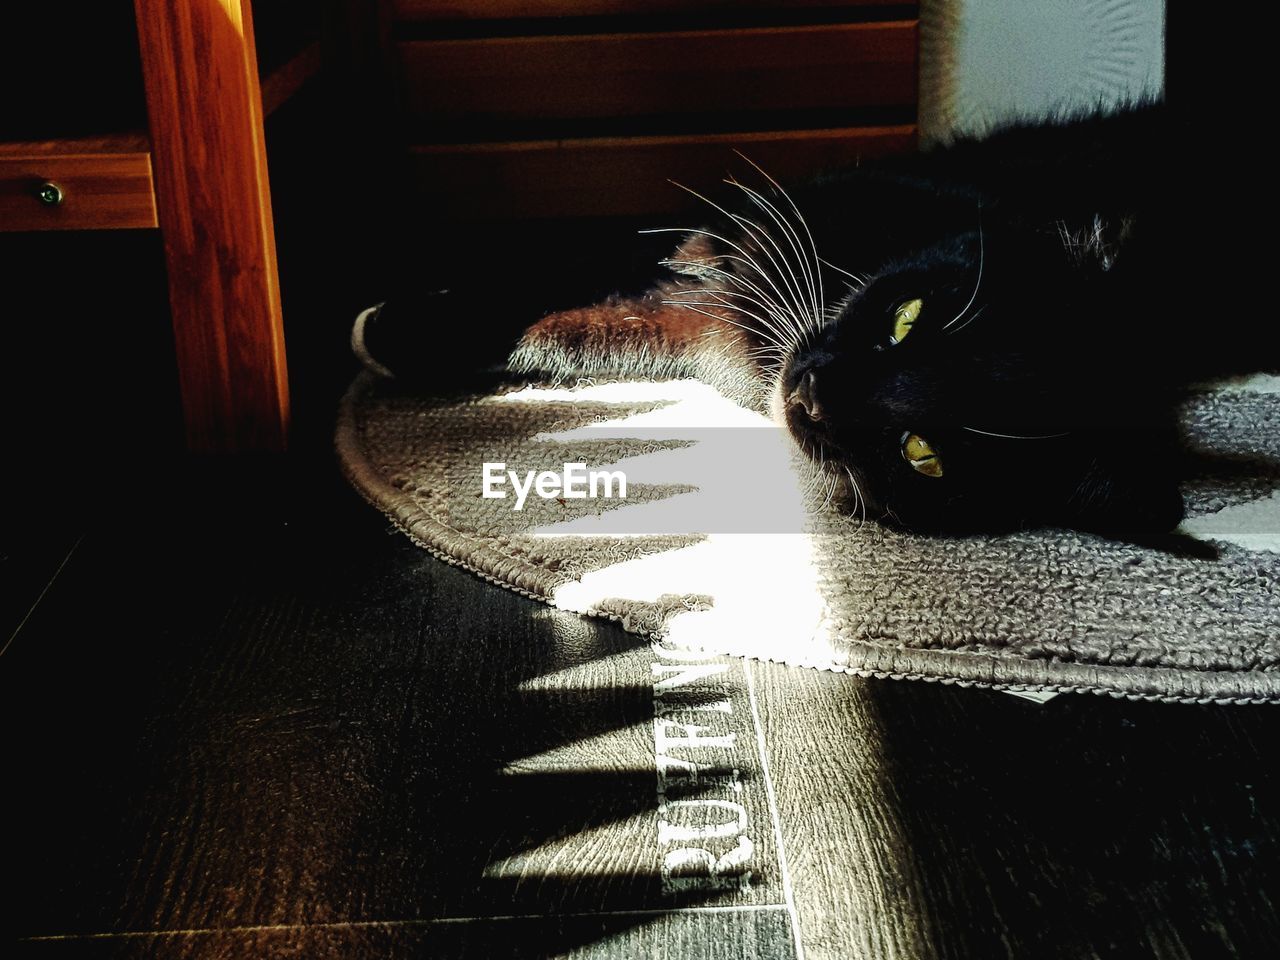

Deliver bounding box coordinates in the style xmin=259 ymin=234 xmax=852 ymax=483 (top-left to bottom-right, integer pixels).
xmin=4 ymin=450 xmax=1279 ymax=960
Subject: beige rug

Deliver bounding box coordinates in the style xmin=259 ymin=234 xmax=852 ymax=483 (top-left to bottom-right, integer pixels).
xmin=337 ymin=370 xmax=1280 ymax=703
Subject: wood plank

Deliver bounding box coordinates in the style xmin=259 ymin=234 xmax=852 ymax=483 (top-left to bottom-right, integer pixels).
xmin=261 ymin=41 xmax=324 ymax=116
xmin=409 ymin=125 xmax=917 ymax=218
xmin=12 ymin=910 xmax=797 ymax=957
xmin=134 ymin=0 xmax=290 ymax=453
xmin=395 ymin=0 xmax=912 ymax=18
xmin=399 ymin=21 xmax=917 ymax=125
xmin=0 ymin=135 xmax=157 ymax=231
xmin=747 ymin=660 xmax=1280 ymax=959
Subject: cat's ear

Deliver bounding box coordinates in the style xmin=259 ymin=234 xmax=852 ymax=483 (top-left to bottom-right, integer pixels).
xmin=1063 ymin=453 xmax=1185 ymax=535
xmin=666 ymin=234 xmax=721 ymax=279
xmin=673 ymin=233 xmax=716 ymax=261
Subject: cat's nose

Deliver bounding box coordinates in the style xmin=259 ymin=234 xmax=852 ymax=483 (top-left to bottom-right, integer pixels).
xmin=789 ymin=370 xmax=824 ymax=421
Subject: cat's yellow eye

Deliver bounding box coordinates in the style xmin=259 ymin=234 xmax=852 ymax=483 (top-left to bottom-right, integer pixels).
xmin=901 ymin=433 xmax=943 ymax=477
xmin=890 ymin=298 xmax=923 ymax=344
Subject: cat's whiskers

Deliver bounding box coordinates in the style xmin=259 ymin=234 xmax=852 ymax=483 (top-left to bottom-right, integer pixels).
xmin=662 ymin=295 xmax=794 ymax=353
xmin=821 ymin=471 xmax=841 ymax=512
xmin=688 ymin=287 xmax=803 ymax=350
xmin=650 ymin=159 xmax=841 ymax=351
xmin=732 ymin=151 xmax=829 ymax=335
xmin=818 ymin=456 xmax=867 ymax=523
xmin=942 ymin=303 xmax=987 ymax=337
xmin=724 ymin=177 xmax=822 ymax=333
xmin=812 ymin=441 xmax=840 ymax=512
xmin=825 ymin=289 xmax=860 ymax=328
xmin=687 ymin=179 xmax=814 ymax=341
xmin=842 ymin=465 xmax=869 ymax=527
xmin=798 ymin=443 xmax=826 ymax=498
xmin=657 ymin=183 xmax=813 ymax=341
xmin=942 ymin=211 xmax=985 ymax=334
xmin=746 ymin=345 xmax=791 ymax=370
xmin=963 ymin=426 xmax=1071 ymax=440
xmin=754 ymin=363 xmax=793 ymax=390
xmin=660 ymin=301 xmax=791 ymax=353
xmin=715 ymin=212 xmax=812 ymax=345
xmin=819 ymin=257 xmax=867 ymax=288
xmin=642 ymin=226 xmax=809 ymax=341
xmin=651 ymin=163 xmax=867 ymax=400
xmin=810 ymin=441 xmax=829 ymax=497
xmin=792 ymin=431 xmax=868 ymax=524
xmin=733 ymin=185 xmax=821 ymax=328
xmin=661 ymin=258 xmax=796 ymax=336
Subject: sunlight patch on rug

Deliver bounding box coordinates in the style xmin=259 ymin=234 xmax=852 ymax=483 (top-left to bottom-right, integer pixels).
xmin=504 ymin=379 xmax=836 ymax=664
xmin=1180 ymin=490 xmax=1280 ymax=554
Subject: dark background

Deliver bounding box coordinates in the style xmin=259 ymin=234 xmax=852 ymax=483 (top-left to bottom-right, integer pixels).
xmin=5 ymin=1 xmax=1233 ymax=472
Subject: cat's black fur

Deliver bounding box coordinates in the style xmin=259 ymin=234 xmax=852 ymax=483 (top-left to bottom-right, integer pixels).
xmin=747 ymin=105 xmax=1227 ymax=533
xmin=359 ymin=103 xmax=1274 ymax=535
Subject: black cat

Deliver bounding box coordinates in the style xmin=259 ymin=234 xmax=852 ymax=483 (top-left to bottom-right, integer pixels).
xmin=357 ymin=102 xmax=1273 ymax=535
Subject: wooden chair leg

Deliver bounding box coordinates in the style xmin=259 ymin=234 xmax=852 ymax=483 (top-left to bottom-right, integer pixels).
xmin=134 ymin=0 xmax=290 ymax=453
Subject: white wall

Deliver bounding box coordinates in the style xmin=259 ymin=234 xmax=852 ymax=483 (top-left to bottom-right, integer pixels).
xmin=920 ymin=0 xmax=1165 ymax=143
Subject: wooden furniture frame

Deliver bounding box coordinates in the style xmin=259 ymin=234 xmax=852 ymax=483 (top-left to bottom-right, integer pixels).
xmin=0 ymin=1 xmax=315 ymax=453
xmin=393 ymin=0 xmax=918 ymax=219
xmin=133 ymin=0 xmax=289 ymax=454
xmin=2 ymin=2 xmax=917 ymax=451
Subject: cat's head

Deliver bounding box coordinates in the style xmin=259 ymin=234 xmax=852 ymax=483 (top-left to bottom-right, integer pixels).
xmin=775 ymin=229 xmax=1184 ymax=534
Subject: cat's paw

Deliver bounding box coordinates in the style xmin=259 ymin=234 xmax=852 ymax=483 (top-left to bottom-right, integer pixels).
xmin=351 ymin=303 xmax=395 ymax=378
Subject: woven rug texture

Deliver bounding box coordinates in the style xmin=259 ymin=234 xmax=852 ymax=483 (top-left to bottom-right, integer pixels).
xmin=337 ymin=371 xmax=1280 ymax=703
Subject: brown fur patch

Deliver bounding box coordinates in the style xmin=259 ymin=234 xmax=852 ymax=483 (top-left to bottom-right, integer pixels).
xmin=519 ymin=295 xmax=716 ymax=356
xmin=507 ymin=290 xmax=766 ymax=409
